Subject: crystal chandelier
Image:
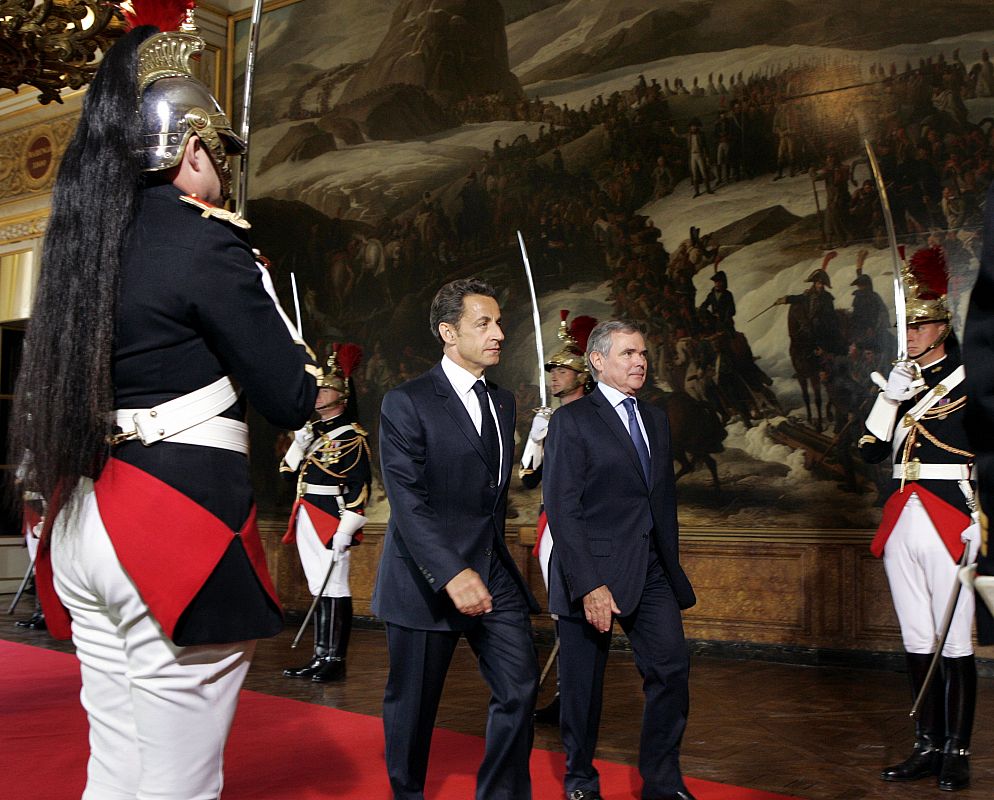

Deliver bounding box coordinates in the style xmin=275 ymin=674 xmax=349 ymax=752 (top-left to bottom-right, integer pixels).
xmin=0 ymin=1 xmax=128 ymax=105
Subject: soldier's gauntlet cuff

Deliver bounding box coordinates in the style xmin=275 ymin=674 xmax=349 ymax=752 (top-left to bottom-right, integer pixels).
xmin=865 ymin=391 xmax=900 ymax=441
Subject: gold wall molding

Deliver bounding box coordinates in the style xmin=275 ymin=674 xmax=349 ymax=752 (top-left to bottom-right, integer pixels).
xmin=256 ymin=517 xmax=992 ymax=658
xmin=0 ymin=212 xmax=48 ymax=247
xmin=0 ymin=113 xmax=78 ymax=203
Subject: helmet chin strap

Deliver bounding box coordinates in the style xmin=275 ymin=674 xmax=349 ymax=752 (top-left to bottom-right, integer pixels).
xmin=912 ymin=321 xmax=951 ymax=361
xmin=316 ymin=397 xmax=347 ymax=414
xmin=553 ymin=376 xmax=583 ymax=398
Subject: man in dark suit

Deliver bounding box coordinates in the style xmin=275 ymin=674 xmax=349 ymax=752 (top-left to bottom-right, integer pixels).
xmin=544 ymin=319 xmax=697 ymax=800
xmin=373 ymin=278 xmax=540 ymax=800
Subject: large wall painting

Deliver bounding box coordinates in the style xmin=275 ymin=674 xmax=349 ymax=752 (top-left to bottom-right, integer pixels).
xmin=230 ymin=0 xmax=994 ymax=530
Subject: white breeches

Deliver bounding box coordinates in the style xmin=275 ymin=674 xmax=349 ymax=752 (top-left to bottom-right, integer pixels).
xmin=882 ymin=492 xmax=977 ymax=657
xmin=50 ymin=483 xmax=254 ymax=800
xmin=295 ymin=505 xmax=351 ymax=598
xmin=25 ymin=526 xmax=39 ymax=561
xmin=538 ymin=524 xmax=554 ymax=591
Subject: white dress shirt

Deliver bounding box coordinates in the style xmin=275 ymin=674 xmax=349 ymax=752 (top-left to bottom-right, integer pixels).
xmin=597 ymin=381 xmax=651 ymax=455
xmin=441 ymin=354 xmax=504 ymax=477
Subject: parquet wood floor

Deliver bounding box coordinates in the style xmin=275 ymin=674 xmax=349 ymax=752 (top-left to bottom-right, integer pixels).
xmin=5 ymin=618 xmax=992 ymax=799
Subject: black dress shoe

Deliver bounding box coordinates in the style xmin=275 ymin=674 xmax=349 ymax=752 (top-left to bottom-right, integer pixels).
xmin=881 ymin=738 xmax=942 ymax=781
xmin=567 ymin=790 xmax=603 ymax=800
xmin=311 ymin=657 xmax=346 ymax=683
xmin=938 ymin=750 xmax=970 ymax=791
xmin=644 ymin=791 xmax=697 ymax=800
xmin=283 ymin=655 xmax=323 ymax=679
xmin=15 ymin=612 xmax=46 ymax=631
xmin=534 ymin=693 xmax=560 ymax=725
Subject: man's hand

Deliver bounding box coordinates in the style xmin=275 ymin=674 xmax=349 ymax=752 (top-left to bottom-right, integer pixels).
xmin=583 ymin=585 xmax=620 ymax=633
xmin=445 ymin=568 xmax=493 ymax=616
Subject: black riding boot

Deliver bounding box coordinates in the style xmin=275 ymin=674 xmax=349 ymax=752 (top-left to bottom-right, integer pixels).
xmin=881 ymin=652 xmax=944 ymax=781
xmin=283 ymin=596 xmax=332 ymax=679
xmin=312 ymin=596 xmax=352 ymax=683
xmin=15 ymin=598 xmax=46 ymax=631
xmin=938 ymin=654 xmax=976 ymax=791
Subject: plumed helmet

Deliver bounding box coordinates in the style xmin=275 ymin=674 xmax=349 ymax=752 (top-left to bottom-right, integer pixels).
xmin=545 ymin=311 xmax=597 ymax=374
xmin=132 ymin=5 xmax=245 ymax=200
xmin=319 ymin=343 xmax=363 ymax=395
xmin=904 ymin=245 xmax=951 ymax=324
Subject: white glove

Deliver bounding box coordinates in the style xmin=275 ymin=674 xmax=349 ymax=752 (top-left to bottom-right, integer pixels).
xmin=962 ymin=523 xmax=979 ymax=544
xmin=883 ymin=362 xmax=923 ymax=402
xmin=960 ymin=522 xmax=981 ymax=562
xmin=528 ymin=413 xmax=550 ymax=442
xmin=330 ymin=530 xmax=352 ymax=561
xmin=294 ymin=426 xmax=314 ymax=449
xmin=869 ymin=371 xmax=887 ymax=390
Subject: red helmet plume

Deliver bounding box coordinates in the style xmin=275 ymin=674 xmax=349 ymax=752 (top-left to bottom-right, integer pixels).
xmin=122 ymin=0 xmax=195 ymax=32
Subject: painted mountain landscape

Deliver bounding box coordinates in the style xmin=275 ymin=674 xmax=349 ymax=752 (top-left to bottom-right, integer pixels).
xmin=234 ymin=0 xmax=994 ymax=529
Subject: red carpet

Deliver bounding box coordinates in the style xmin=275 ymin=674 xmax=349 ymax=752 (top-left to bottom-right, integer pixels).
xmin=1 ymin=640 xmax=796 ymax=799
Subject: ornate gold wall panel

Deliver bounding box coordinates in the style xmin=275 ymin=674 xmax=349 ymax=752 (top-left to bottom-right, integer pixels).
xmin=0 ymin=113 xmax=77 ymax=204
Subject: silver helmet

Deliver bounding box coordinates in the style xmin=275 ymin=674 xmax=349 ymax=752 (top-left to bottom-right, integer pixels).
xmin=136 ymin=31 xmax=245 ymax=199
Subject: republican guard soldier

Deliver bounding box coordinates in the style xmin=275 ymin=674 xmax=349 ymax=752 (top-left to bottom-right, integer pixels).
xmin=282 ymin=344 xmax=371 ymax=682
xmin=859 ymin=245 xmax=978 ymax=792
xmin=520 ymin=310 xmax=597 ymax=725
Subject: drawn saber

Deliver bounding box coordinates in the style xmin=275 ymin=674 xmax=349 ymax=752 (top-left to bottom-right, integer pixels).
xmin=292 ymin=559 xmax=339 ymax=649
xmin=290 ymin=271 xmax=303 ymax=339
xmin=517 ymin=231 xmax=549 ymax=409
xmin=236 ymin=0 xmax=265 ymax=219
xmin=864 ymin=139 xmax=910 ymax=366
xmin=911 ymin=544 xmax=972 ymax=718
xmin=7 ymin=558 xmax=34 ymax=615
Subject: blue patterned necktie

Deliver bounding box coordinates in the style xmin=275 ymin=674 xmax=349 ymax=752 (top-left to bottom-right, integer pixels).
xmin=622 ymin=397 xmax=650 ymax=482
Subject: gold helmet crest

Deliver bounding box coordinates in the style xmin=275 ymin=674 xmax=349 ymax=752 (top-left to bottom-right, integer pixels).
xmin=545 ymin=311 xmax=597 ymax=374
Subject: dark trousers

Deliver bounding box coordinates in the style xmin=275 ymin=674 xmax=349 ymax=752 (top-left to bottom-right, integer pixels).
xmin=559 ymin=552 xmax=689 ymax=798
xmin=382 ymin=557 xmax=539 ymax=800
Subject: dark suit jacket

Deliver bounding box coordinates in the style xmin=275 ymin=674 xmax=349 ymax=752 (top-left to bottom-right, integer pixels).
xmin=372 ymin=363 xmax=539 ymax=630
xmin=544 ymin=387 xmax=696 ymax=618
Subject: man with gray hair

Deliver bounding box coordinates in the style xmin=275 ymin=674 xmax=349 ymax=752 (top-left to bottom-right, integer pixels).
xmin=544 ymin=319 xmax=697 ymax=800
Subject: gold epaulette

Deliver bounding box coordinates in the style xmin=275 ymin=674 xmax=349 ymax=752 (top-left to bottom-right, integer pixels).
xmin=352 ymin=422 xmax=369 ymax=437
xmin=179 ymin=194 xmax=251 ymax=229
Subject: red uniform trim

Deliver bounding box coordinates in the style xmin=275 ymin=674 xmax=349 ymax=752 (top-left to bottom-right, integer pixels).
xmin=93 ymin=458 xmax=280 ymax=640
xmin=23 ymin=506 xmax=41 ymax=537
xmin=281 ymin=499 xmax=365 ymax=548
xmin=282 ymin=498 xmax=340 ymax=546
xmin=871 ymin=483 xmax=970 ymax=560
xmin=34 ymin=459 xmax=280 ymax=642
xmin=532 ymin=510 xmax=548 ymax=558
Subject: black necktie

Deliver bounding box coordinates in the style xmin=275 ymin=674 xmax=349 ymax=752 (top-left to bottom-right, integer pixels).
xmin=472 ymin=380 xmax=500 ymax=477
xmin=623 ymin=397 xmax=651 ymax=482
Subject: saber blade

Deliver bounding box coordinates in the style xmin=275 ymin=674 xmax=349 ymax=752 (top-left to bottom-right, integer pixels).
xmin=517 ymin=230 xmax=547 ymax=407
xmin=236 ymin=0 xmax=265 ymax=219
xmin=290 ymin=271 xmax=303 ymax=339
xmin=864 ymin=139 xmax=907 ymax=362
